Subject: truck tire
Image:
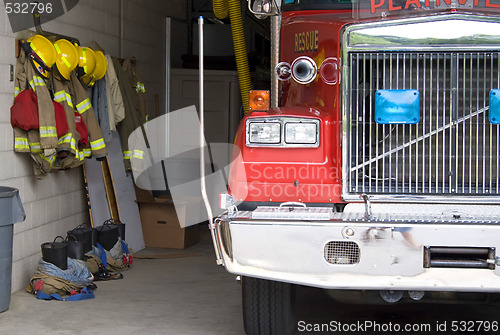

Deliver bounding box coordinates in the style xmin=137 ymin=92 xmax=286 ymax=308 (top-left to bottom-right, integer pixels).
xmin=242 ymin=276 xmax=295 ymax=335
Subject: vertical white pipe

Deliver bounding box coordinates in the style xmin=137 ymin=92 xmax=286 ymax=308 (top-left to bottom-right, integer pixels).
xmin=119 ymin=0 xmax=124 ymax=58
xmin=199 ymin=16 xmax=223 ymax=265
xmin=165 ymin=17 xmax=171 ymax=115
xmin=165 ymin=17 xmax=171 ymax=158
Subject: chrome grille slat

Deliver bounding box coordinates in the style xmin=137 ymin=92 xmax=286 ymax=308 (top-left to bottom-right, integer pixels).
xmin=347 ymin=51 xmax=500 ymax=196
xmin=461 ymin=54 xmax=466 ymax=193
xmin=497 ymin=52 xmax=500 ymax=194
xmin=490 ymin=54 xmax=494 ymax=193
xmin=476 ymin=53 xmax=480 ymax=193
xmin=369 ymin=53 xmax=373 ymax=193
xmin=498 ymin=52 xmax=500 ymax=195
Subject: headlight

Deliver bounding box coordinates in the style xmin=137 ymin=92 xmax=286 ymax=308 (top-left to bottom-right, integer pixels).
xmin=248 ymin=122 xmax=281 ymax=144
xmin=246 ymin=118 xmax=320 ymax=147
xmin=285 ymin=122 xmax=318 ymax=144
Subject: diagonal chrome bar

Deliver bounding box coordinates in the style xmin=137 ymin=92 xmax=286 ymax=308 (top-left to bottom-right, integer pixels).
xmin=351 ymin=106 xmax=489 ymax=172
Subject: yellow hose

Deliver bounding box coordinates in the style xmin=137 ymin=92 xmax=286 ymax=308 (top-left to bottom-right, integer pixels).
xmin=213 ymin=0 xmax=228 ymax=19
xmin=213 ymin=0 xmax=252 ymax=113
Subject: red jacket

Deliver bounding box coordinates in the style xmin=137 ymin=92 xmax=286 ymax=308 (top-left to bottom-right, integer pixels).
xmin=11 ymin=89 xmax=69 ymax=137
xmin=74 ymin=112 xmax=89 ymax=148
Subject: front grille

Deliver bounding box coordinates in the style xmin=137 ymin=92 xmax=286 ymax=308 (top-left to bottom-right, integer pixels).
xmin=324 ymin=241 xmax=360 ymax=265
xmin=347 ymin=51 xmax=500 ymax=196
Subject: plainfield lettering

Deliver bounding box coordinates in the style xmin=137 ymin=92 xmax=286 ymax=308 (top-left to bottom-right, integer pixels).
xmin=370 ymin=0 xmax=500 ymax=13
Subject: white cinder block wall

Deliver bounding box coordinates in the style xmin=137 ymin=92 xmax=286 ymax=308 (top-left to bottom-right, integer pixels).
xmin=0 ymin=0 xmax=187 ymax=293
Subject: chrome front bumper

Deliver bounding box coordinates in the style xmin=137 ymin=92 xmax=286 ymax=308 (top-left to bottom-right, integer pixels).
xmin=213 ymin=204 xmax=500 ymax=292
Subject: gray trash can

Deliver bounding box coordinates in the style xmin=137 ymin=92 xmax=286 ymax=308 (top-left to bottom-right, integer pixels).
xmin=0 ymin=187 xmax=25 ymax=313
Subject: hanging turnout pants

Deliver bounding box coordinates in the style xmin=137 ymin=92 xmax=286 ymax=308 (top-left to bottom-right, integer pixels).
xmin=68 ymin=71 xmax=107 ymax=160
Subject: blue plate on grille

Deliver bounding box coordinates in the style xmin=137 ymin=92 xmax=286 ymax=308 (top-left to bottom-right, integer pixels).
xmin=489 ymin=90 xmax=500 ymax=124
xmin=375 ymin=89 xmax=420 ymax=124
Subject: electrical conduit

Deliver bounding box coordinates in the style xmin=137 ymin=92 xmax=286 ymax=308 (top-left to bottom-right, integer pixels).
xmin=213 ymin=0 xmax=252 ymax=113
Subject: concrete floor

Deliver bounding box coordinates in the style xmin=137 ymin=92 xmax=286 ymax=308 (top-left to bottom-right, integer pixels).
xmin=0 ymin=226 xmax=245 ymax=335
xmin=3 ymin=226 xmax=500 ymax=335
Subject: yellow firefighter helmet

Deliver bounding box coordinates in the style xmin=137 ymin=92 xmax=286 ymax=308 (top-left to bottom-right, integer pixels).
xmin=53 ymin=39 xmax=78 ymax=81
xmin=82 ymin=50 xmax=107 ymax=87
xmin=75 ymin=45 xmax=96 ymax=79
xmin=25 ymin=34 xmax=57 ymax=78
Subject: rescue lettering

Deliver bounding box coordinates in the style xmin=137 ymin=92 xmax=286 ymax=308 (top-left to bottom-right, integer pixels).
xmin=294 ymin=31 xmax=319 ymax=53
xmin=370 ymin=0 xmax=500 ymax=13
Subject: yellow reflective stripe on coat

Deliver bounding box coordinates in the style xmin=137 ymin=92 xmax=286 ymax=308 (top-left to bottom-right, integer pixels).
xmin=70 ymin=138 xmax=78 ymax=152
xmin=123 ymin=151 xmax=131 ymax=159
xmin=76 ymin=98 xmax=91 ymax=114
xmin=14 ymin=87 xmax=20 ymax=98
xmin=29 ymin=76 xmax=46 ymax=91
xmin=90 ymin=138 xmax=106 ymax=151
xmin=39 ymin=153 xmax=55 ymax=166
xmin=33 ymin=76 xmax=45 ymax=86
xmin=14 ymin=137 xmax=29 ymax=150
xmin=29 ymin=141 xmax=42 ymax=153
xmin=39 ymin=126 xmax=58 ymax=138
xmin=54 ymin=90 xmax=74 ymax=108
xmin=75 ymin=149 xmax=84 ymax=161
xmin=58 ymin=133 xmax=73 ymax=145
xmin=133 ymin=150 xmax=144 ymax=159
xmin=73 ymin=147 xmax=91 ymax=161
xmin=136 ymin=82 xmax=146 ymax=93
xmin=65 ymin=93 xmax=73 ymax=108
xmin=54 ymin=91 xmax=66 ymax=102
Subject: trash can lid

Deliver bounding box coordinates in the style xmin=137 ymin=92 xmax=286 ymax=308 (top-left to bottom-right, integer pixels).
xmin=0 ymin=187 xmax=18 ymax=198
xmin=0 ymin=186 xmax=25 ymax=226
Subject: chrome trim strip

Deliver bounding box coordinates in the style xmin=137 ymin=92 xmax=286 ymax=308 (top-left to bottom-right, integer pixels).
xmin=245 ymin=117 xmax=320 ymax=148
xmin=342 ymin=194 xmax=500 ymax=204
xmin=233 ymin=203 xmax=500 ymax=223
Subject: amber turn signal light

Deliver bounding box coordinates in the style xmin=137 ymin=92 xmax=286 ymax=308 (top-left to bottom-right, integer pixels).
xmin=249 ymin=90 xmax=270 ymax=111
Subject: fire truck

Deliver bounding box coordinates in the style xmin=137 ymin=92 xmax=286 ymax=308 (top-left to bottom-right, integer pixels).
xmin=208 ymin=1 xmax=500 ymax=334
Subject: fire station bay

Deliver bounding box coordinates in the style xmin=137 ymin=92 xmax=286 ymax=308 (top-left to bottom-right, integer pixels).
xmin=3 ymin=1 xmax=500 ymax=335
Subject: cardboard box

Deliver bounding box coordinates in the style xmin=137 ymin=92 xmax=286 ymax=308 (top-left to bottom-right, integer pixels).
xmin=139 ymin=198 xmax=200 ymax=249
xmin=134 ymin=184 xmax=159 ymax=203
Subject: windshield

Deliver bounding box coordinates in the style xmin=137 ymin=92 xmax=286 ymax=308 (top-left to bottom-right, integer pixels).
xmin=282 ymin=0 xmax=353 ymax=11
